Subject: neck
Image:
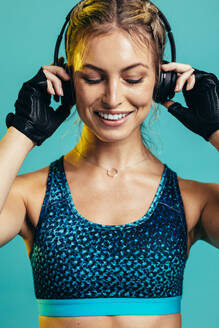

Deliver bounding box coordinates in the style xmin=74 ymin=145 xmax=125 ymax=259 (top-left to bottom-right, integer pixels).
xmin=66 ymin=125 xmax=154 ymax=169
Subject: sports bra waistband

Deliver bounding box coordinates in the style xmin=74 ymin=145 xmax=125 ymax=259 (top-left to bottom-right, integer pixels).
xmin=37 ymin=296 xmax=182 ymax=317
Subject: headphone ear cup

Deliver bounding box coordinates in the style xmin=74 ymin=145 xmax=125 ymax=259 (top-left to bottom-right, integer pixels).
xmin=153 ymin=61 xmax=177 ymax=103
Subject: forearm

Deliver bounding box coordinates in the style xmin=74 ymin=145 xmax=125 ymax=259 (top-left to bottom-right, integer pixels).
xmin=209 ymin=130 xmax=219 ymax=151
xmin=0 ymin=127 xmax=35 ymax=212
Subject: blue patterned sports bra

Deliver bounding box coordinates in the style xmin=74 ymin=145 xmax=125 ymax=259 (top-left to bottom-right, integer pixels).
xmin=29 ymin=155 xmax=188 ymax=317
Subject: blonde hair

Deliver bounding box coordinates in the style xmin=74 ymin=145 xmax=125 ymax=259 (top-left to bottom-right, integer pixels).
xmin=64 ymin=0 xmax=167 ymax=152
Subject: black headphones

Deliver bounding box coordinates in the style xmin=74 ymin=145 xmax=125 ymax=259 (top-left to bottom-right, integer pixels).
xmin=53 ymin=0 xmax=177 ymax=104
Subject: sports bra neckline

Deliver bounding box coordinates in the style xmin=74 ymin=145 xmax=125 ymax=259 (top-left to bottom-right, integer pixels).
xmin=58 ymin=155 xmax=169 ymax=230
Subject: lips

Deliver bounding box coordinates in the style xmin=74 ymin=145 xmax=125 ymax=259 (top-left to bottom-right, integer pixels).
xmin=95 ymin=110 xmax=132 ymax=126
xmin=94 ymin=111 xmax=133 ymax=115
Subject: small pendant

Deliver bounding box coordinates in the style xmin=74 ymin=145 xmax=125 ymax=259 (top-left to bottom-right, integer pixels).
xmin=107 ymin=168 xmax=118 ymax=177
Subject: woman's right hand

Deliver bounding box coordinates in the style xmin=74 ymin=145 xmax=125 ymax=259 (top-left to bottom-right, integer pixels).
xmin=6 ymin=57 xmax=75 ymax=146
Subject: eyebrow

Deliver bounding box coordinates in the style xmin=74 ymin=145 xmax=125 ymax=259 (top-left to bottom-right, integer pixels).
xmin=82 ymin=63 xmax=149 ymax=73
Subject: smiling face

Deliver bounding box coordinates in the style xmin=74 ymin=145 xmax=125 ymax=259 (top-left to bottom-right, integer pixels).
xmin=72 ymin=28 xmax=156 ymax=143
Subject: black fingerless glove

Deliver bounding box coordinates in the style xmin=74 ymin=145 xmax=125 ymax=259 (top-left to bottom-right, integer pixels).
xmin=6 ymin=67 xmax=74 ymax=146
xmin=167 ymin=68 xmax=219 ymax=141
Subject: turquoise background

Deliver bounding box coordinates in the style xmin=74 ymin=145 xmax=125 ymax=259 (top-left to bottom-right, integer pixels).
xmin=0 ymin=0 xmax=218 ymax=327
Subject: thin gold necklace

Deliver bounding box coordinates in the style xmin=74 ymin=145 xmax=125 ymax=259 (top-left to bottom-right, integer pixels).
xmin=73 ymin=148 xmax=148 ymax=177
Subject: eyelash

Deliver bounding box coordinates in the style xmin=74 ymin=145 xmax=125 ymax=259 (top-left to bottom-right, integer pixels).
xmin=82 ymin=77 xmax=144 ymax=85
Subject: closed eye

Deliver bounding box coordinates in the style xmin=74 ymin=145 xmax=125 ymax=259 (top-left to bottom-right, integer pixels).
xmin=126 ymin=78 xmax=144 ymax=84
xmin=82 ymin=77 xmax=144 ymax=85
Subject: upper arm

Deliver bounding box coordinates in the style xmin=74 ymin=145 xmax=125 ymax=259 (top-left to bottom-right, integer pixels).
xmin=0 ymin=175 xmax=27 ymax=247
xmin=199 ymin=182 xmax=219 ymax=249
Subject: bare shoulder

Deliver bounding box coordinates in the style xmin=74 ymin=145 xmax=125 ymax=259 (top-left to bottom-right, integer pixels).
xmin=177 ymin=174 xmax=208 ymax=197
xmin=17 ymin=164 xmax=50 ymax=199
xmin=18 ymin=164 xmax=50 ymax=240
xmin=177 ymin=175 xmax=210 ymax=245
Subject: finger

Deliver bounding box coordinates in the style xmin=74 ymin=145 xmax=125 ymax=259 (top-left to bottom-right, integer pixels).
xmin=47 ymin=79 xmax=55 ymax=95
xmin=162 ymin=100 xmax=175 ymax=109
xmin=185 ymin=74 xmax=196 ymax=91
xmin=42 ymin=64 xmax=71 ymax=81
xmin=161 ymin=62 xmax=193 ymax=73
xmin=175 ymin=68 xmax=195 ymax=92
xmin=43 ymin=70 xmax=64 ymax=96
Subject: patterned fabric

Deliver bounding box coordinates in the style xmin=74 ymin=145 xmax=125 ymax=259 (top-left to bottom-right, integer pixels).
xmin=29 ymin=155 xmax=188 ymax=303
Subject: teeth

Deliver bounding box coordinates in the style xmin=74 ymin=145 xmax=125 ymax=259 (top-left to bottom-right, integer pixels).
xmin=97 ymin=112 xmax=128 ymax=120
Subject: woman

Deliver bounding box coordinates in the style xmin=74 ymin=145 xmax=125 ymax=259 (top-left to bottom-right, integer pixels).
xmin=1 ymin=0 xmax=219 ymax=327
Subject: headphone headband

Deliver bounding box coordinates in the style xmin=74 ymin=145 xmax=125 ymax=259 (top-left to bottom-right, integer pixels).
xmin=53 ymin=0 xmax=176 ymax=66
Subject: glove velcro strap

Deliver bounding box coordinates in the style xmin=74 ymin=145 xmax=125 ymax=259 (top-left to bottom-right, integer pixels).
xmin=9 ymin=114 xmax=49 ymax=146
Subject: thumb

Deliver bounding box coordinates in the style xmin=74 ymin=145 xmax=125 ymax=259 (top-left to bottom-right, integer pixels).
xmin=52 ymin=104 xmax=71 ymax=126
xmin=167 ymin=102 xmax=195 ymax=129
xmin=162 ymin=100 xmax=175 ymax=109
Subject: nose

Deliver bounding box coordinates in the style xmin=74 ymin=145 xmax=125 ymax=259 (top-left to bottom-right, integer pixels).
xmin=101 ymin=77 xmax=123 ymax=109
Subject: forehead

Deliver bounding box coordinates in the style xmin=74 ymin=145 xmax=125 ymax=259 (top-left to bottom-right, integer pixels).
xmin=80 ymin=29 xmax=153 ymax=72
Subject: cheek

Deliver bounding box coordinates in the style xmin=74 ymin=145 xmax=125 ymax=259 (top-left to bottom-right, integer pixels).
xmin=129 ymin=82 xmax=155 ymax=109
xmin=75 ymin=83 xmax=93 ymax=105
xmin=73 ymin=75 xmax=95 ymax=107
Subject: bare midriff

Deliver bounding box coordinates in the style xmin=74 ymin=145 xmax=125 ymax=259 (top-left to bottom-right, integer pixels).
xmin=39 ymin=313 xmax=181 ymax=328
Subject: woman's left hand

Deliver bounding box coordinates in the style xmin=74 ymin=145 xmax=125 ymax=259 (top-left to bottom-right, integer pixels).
xmin=161 ymin=62 xmax=219 ymax=141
